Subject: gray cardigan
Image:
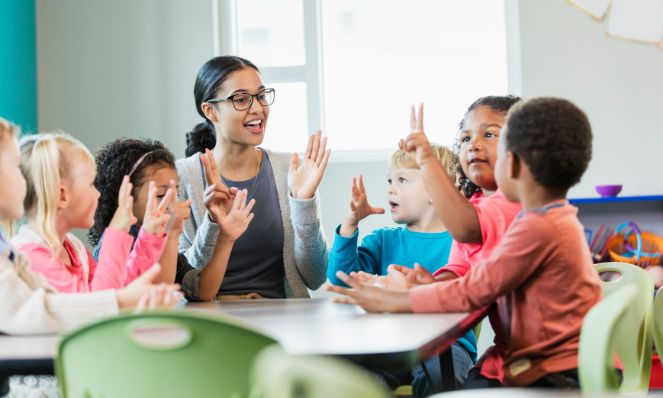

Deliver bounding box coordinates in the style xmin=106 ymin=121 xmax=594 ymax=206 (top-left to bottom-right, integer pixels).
xmin=176 ymin=150 xmax=328 ymax=298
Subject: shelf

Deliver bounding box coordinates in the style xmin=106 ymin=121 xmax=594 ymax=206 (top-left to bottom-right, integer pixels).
xmin=569 ymin=195 xmax=663 ymax=205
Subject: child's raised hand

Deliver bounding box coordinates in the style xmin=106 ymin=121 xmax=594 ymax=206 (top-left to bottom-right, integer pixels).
xmin=399 ymin=104 xmax=436 ymax=166
xmin=341 ymin=176 xmax=384 ymax=236
xmin=288 ymin=130 xmax=331 ymax=200
xmin=165 ymin=180 xmax=191 ymax=234
xmin=200 ymin=148 xmax=235 ymax=220
xmin=210 ymin=188 xmax=256 ymax=242
xmin=142 ymin=181 xmax=174 ymax=236
xmin=109 ymin=176 xmax=138 ymax=232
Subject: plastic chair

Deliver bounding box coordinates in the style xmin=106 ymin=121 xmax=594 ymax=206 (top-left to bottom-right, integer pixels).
xmin=595 ymin=262 xmax=654 ymax=392
xmin=652 ymin=286 xmax=663 ymax=371
xmin=56 ymin=311 xmax=278 ymax=398
xmin=249 ymin=345 xmax=393 ymax=398
xmin=579 ymin=262 xmax=654 ymax=394
xmin=596 ymin=262 xmax=654 ymax=391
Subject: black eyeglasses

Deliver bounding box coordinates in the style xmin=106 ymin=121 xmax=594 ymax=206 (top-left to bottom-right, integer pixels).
xmin=206 ymin=88 xmax=275 ymax=111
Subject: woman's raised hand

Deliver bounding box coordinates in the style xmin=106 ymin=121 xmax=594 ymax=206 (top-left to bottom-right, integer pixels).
xmin=288 ymin=130 xmax=331 ymax=200
xmin=200 ymin=149 xmax=236 ymax=222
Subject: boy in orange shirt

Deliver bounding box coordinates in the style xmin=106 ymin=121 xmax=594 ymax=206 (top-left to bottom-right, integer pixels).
xmin=328 ymin=97 xmax=602 ymax=389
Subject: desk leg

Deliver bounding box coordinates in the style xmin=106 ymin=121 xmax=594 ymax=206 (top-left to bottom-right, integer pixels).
xmin=439 ymin=349 xmax=457 ymax=391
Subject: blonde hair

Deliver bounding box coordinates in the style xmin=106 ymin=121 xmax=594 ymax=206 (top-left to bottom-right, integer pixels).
xmin=27 ymin=132 xmax=95 ymax=253
xmin=389 ymin=145 xmax=458 ymax=177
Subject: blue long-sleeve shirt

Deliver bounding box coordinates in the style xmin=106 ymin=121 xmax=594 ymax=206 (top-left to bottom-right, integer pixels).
xmin=327 ymin=225 xmax=476 ymax=360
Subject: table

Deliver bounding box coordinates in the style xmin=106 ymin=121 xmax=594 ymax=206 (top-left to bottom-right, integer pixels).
xmin=0 ymin=298 xmax=485 ymax=390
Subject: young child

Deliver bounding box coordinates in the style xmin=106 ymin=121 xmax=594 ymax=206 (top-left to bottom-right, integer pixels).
xmin=0 ymin=117 xmax=181 ymax=335
xmin=89 ymin=138 xmax=255 ymax=301
xmin=11 ymin=133 xmax=171 ymax=293
xmin=328 ymin=97 xmax=602 ymax=389
xmin=327 ymin=146 xmax=475 ymax=394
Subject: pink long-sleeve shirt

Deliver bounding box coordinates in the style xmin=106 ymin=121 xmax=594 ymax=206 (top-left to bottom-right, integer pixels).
xmin=411 ymin=201 xmax=602 ymax=386
xmin=12 ymin=225 xmax=166 ymax=293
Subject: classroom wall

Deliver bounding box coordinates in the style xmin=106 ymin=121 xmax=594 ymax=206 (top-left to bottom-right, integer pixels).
xmin=0 ymin=0 xmax=38 ymax=133
xmin=35 ymin=0 xmax=663 ymax=243
xmin=516 ymin=0 xmax=663 ymax=198
xmin=36 ymin=0 xmax=213 ymax=155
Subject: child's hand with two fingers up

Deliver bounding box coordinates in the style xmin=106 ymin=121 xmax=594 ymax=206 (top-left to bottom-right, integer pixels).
xmin=399 ymin=104 xmax=437 ymax=167
xmin=142 ymin=180 xmax=176 ymax=236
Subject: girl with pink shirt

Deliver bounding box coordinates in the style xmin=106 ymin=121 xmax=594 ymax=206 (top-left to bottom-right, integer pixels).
xmin=11 ymin=133 xmax=173 ymax=293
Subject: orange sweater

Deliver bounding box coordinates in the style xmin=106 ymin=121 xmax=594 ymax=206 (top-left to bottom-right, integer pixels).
xmin=410 ymin=201 xmax=602 ymax=385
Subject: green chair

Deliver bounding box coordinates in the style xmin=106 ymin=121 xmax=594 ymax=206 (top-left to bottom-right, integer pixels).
xmin=56 ymin=311 xmax=278 ymax=398
xmin=249 ymin=345 xmax=393 ymax=398
xmin=579 ymin=261 xmax=655 ymax=394
xmin=595 ymin=261 xmax=654 ymax=392
xmin=652 ymin=285 xmax=663 ymax=372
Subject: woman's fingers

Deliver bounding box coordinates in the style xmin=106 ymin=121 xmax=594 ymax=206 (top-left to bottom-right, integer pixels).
xmin=304 ymin=132 xmax=315 ymax=159
xmin=309 ymin=130 xmax=321 ymax=160
xmin=315 ymin=133 xmax=327 ymax=165
xmin=200 ymin=153 xmax=214 ymax=186
xmin=358 ymin=175 xmax=366 ymax=193
xmin=244 ymin=198 xmax=256 ymax=215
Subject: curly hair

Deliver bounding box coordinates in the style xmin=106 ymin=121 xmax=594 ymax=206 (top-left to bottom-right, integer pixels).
xmin=88 ymin=138 xmax=175 ymax=246
xmin=454 ymin=95 xmax=521 ymax=197
xmin=505 ymin=97 xmax=592 ymax=191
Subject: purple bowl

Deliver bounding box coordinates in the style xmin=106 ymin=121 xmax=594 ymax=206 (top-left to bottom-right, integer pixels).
xmin=595 ymin=184 xmax=622 ymax=197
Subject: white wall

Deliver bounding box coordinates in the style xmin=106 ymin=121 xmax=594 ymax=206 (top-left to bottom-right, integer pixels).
xmin=37 ymin=0 xmax=212 ymax=155
xmin=516 ymin=0 xmax=663 ymax=198
xmin=36 ymin=0 xmax=663 ymax=240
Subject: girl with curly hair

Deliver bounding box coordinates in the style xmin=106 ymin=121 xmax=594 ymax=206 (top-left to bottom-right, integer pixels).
xmin=11 ymin=133 xmax=172 ymax=293
xmin=90 ymin=138 xmax=254 ymax=301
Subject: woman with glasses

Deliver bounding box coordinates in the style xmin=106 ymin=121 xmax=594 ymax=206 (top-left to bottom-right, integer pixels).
xmin=176 ymin=55 xmax=330 ymax=300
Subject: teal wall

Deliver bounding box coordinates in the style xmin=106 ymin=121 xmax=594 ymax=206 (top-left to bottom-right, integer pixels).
xmin=0 ymin=0 xmax=37 ymax=133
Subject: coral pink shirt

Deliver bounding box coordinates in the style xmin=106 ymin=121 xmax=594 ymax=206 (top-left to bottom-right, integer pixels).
xmin=441 ymin=189 xmax=522 ymax=278
xmin=12 ymin=226 xmax=166 ymax=293
xmin=430 ymin=189 xmax=521 ymax=382
xmin=412 ymin=201 xmax=602 ymax=385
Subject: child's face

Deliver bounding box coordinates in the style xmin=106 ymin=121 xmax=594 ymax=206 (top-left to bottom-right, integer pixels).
xmin=132 ymin=165 xmax=178 ymax=226
xmin=458 ymin=105 xmax=504 ymax=192
xmin=207 ymin=68 xmax=270 ymax=147
xmin=386 ymin=166 xmax=432 ymax=225
xmin=0 ymin=136 xmax=27 ymax=220
xmin=494 ymin=127 xmax=519 ymax=203
xmin=61 ymin=154 xmax=100 ymax=229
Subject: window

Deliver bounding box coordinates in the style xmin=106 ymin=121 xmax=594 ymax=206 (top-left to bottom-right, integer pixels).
xmin=214 ymin=0 xmax=508 ymax=158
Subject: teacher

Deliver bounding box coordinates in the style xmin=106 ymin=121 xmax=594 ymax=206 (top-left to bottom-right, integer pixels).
xmin=177 ymin=55 xmax=330 ymax=299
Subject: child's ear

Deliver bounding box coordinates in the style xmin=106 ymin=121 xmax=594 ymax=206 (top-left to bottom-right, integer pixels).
xmin=508 ymin=151 xmax=521 ymax=180
xmin=57 ymin=185 xmax=69 ymax=209
xmin=200 ymin=102 xmax=219 ymax=123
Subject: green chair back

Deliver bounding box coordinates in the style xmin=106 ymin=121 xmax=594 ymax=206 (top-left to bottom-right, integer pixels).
xmin=56 ymin=311 xmax=278 ymax=398
xmin=580 ymin=261 xmax=655 ymax=393
xmin=579 ymin=284 xmax=638 ymax=393
xmin=249 ymin=345 xmax=393 ymax=398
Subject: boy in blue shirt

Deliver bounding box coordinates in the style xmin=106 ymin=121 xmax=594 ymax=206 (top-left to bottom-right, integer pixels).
xmin=327 ymin=146 xmax=476 ymax=395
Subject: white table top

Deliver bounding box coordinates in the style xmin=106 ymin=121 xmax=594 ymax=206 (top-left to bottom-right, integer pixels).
xmin=0 ymin=298 xmax=480 ymax=375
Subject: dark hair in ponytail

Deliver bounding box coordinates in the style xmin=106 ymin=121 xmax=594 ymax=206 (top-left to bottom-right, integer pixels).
xmin=185 ymin=56 xmax=260 ymax=157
